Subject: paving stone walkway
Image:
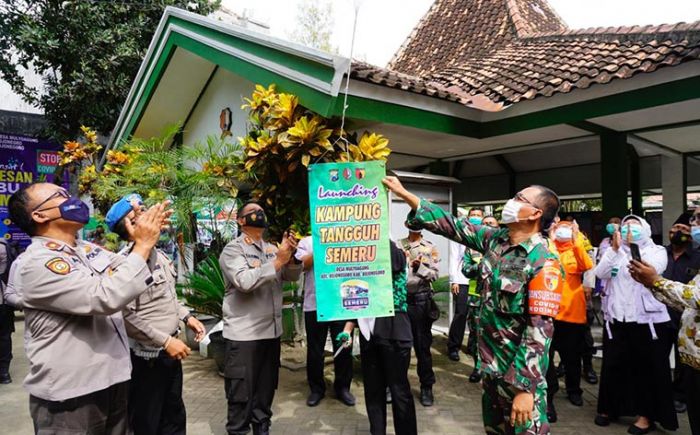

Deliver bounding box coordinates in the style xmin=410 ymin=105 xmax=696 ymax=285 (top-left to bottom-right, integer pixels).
xmin=0 ymin=316 xmax=692 ymax=434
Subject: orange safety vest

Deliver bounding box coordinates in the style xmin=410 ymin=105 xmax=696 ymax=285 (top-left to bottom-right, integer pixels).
xmin=554 ymin=239 xmax=593 ymax=324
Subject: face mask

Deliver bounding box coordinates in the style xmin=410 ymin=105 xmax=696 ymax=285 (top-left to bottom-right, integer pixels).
xmin=501 ymin=199 xmax=522 ymax=224
xmin=468 ymin=216 xmax=483 ymax=225
xmin=606 ymin=223 xmax=617 ymax=235
xmin=554 ymin=227 xmax=573 ymax=241
xmin=242 ymin=209 xmax=267 ymax=228
xmin=43 ymin=197 xmax=90 ymax=225
xmin=692 ymin=227 xmax=700 ymax=244
xmin=670 ymin=231 xmax=690 ymax=246
xmin=621 ymin=225 xmax=643 ymax=242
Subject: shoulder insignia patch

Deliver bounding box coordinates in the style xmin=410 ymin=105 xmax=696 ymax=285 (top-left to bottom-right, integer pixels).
xmin=44 ymin=241 xmax=62 ymax=251
xmin=46 ymin=257 xmax=71 ymax=275
xmin=244 ymin=236 xmax=253 ymax=245
xmin=83 ymin=245 xmax=92 ymax=253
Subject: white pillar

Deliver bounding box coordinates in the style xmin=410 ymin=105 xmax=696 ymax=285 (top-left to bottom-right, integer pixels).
xmin=661 ymin=155 xmax=686 ymax=244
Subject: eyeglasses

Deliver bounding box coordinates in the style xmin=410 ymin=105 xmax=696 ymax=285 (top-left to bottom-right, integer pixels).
xmin=514 ymin=192 xmax=540 ymax=210
xmin=32 ymin=189 xmax=70 ymax=212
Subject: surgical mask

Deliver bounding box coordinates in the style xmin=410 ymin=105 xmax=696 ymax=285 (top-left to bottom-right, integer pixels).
xmin=44 ymin=197 xmax=90 ymax=225
xmin=606 ymin=223 xmax=617 ymax=235
xmin=621 ymin=225 xmax=643 ymax=242
xmin=501 ymin=199 xmax=522 ymax=224
xmin=692 ymin=227 xmax=700 ymax=244
xmin=468 ymin=216 xmax=483 ymax=225
xmin=670 ymin=231 xmax=691 ymax=246
xmin=242 ymin=209 xmax=267 ymax=228
xmin=555 ymin=227 xmax=573 ymax=241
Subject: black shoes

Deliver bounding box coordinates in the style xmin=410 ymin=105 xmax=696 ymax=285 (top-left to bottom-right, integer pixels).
xmin=0 ymin=373 xmax=11 ymax=384
xmin=556 ymin=363 xmax=565 ymax=378
xmin=547 ymin=402 xmax=557 ymax=423
xmin=567 ymin=393 xmax=583 ymax=407
xmin=594 ymin=415 xmax=611 ymax=427
xmin=306 ymin=391 xmax=324 ymax=407
xmin=627 ymin=423 xmax=656 ymax=435
xmin=448 ymin=351 xmax=460 ymax=361
xmin=336 ymin=389 xmax=356 ymax=406
xmin=583 ymin=367 xmax=598 ymax=384
xmin=419 ymin=386 xmax=434 ymax=407
xmin=674 ymin=400 xmax=687 ymax=413
xmin=468 ymin=370 xmax=482 ymax=383
xmin=252 ymin=421 xmax=270 ymax=435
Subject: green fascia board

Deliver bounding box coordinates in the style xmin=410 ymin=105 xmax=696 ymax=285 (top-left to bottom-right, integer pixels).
xmin=480 ymin=75 xmax=700 ymax=137
xmin=334 ymin=95 xmax=481 ymax=137
xmin=117 ymin=34 xmax=338 ymax=146
xmin=168 ymin=16 xmax=335 ymax=85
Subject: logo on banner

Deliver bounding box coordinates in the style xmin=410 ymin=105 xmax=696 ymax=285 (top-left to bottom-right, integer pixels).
xmin=341 ymin=279 xmax=370 ymax=310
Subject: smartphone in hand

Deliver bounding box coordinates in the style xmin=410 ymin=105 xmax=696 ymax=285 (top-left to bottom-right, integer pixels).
xmin=630 ymin=243 xmax=642 ymax=262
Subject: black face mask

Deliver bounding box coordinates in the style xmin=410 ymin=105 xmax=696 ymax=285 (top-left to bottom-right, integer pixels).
xmin=241 ymin=209 xmax=267 ymax=228
xmin=670 ymin=231 xmax=691 ymax=246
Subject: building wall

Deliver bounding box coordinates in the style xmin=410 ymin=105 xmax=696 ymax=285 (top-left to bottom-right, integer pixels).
xmin=182 ymin=67 xmax=256 ymax=156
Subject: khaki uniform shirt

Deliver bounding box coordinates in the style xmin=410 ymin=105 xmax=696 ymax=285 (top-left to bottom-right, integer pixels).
xmin=399 ymin=237 xmax=439 ymax=294
xmin=15 ymin=236 xmax=152 ymax=401
xmin=119 ymin=245 xmax=189 ymax=350
xmin=219 ymin=234 xmax=302 ymax=341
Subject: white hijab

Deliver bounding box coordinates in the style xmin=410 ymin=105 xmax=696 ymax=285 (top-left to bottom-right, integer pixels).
xmin=620 ymin=214 xmax=654 ymax=252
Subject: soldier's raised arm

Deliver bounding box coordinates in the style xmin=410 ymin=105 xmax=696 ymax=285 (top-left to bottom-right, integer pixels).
xmin=383 ymin=176 xmax=499 ymax=253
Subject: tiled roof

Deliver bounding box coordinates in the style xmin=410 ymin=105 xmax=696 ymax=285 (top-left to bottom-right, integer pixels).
xmin=352 ymin=0 xmax=700 ymax=106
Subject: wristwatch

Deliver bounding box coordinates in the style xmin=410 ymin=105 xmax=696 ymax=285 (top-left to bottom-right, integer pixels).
xmin=182 ymin=313 xmax=193 ymax=324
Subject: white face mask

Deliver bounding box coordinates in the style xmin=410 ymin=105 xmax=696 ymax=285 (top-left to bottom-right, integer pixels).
xmin=555 ymin=227 xmax=573 ymax=241
xmin=501 ymin=199 xmax=522 ymax=224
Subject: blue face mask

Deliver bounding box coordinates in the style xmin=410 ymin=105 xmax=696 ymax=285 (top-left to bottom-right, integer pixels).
xmin=621 ymin=225 xmax=643 ymax=242
xmin=468 ymin=216 xmax=483 ymax=225
xmin=606 ymin=223 xmax=617 ymax=235
xmin=692 ymin=227 xmax=700 ymax=244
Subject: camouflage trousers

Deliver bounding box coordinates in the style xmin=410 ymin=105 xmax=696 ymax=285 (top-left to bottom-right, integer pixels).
xmin=465 ymin=295 xmax=480 ymax=359
xmin=482 ymin=375 xmax=550 ymax=435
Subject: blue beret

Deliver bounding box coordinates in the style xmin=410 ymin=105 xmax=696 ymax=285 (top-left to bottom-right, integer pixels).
xmin=105 ymin=194 xmax=143 ymax=231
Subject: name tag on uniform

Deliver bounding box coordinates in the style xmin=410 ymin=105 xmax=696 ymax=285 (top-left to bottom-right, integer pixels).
xmin=527 ymin=259 xmax=562 ymax=317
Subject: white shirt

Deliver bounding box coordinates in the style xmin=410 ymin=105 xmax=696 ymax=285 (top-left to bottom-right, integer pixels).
xmin=449 ymin=241 xmax=469 ymax=285
xmin=295 ymin=236 xmax=317 ymax=312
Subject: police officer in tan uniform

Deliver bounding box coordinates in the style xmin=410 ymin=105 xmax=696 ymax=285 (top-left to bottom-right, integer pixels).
xmin=219 ymin=201 xmax=302 ymax=435
xmin=399 ymin=222 xmax=440 ymax=407
xmin=106 ymin=193 xmax=206 ymax=435
xmin=7 ymin=182 xmax=169 ymax=433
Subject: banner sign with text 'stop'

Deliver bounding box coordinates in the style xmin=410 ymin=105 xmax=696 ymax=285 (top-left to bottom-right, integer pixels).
xmin=308 ymin=161 xmax=394 ymax=321
xmin=0 ymin=133 xmax=64 ymax=248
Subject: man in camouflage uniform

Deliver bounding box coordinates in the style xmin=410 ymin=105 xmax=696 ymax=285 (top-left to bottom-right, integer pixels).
xmin=384 ymin=177 xmax=563 ymax=435
xmin=400 ymin=224 xmax=440 ymax=406
xmin=459 ymin=215 xmax=501 ymax=383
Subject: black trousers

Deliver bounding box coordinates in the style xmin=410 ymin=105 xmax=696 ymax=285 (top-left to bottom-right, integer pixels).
xmin=407 ymin=296 xmax=435 ymax=387
xmin=304 ymin=311 xmax=353 ymax=394
xmin=224 ymin=338 xmax=280 ymax=435
xmin=128 ymin=350 xmax=186 ymax=435
xmin=582 ymin=305 xmax=595 ymax=370
xmin=30 ymin=381 xmax=129 ymax=435
xmin=360 ymin=335 xmax=417 ymax=435
xmin=547 ymin=320 xmax=586 ymax=399
xmin=0 ymin=304 xmax=14 ymax=375
xmin=597 ymin=321 xmax=678 ymax=430
xmin=682 ymin=364 xmax=700 ymax=435
xmin=447 ymin=284 xmax=468 ymax=354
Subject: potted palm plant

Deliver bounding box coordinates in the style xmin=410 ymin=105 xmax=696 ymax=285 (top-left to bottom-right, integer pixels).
xmin=177 ymin=255 xmax=227 ymax=372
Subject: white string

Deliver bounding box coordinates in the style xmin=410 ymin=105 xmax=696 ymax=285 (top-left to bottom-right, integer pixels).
xmin=335 ymin=0 xmax=361 ymax=162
